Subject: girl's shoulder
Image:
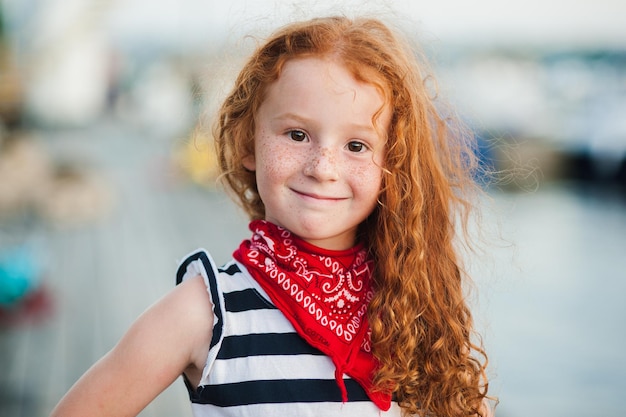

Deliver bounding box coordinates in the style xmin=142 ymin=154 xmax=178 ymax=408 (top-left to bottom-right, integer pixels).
xmin=176 ymin=248 xmax=272 ymax=304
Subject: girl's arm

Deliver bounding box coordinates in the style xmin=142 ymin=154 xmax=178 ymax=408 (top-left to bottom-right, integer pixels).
xmin=49 ymin=274 xmax=213 ymax=417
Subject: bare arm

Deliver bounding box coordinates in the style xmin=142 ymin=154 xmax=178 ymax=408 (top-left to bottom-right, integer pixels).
xmin=50 ymin=275 xmax=213 ymax=417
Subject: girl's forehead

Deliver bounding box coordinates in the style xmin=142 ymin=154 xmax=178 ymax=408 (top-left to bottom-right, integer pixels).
xmin=277 ymin=55 xmax=378 ymax=84
xmin=265 ymin=57 xmax=388 ymax=106
xmin=254 ymin=57 xmax=392 ymax=145
xmin=264 ymin=58 xmax=381 ymax=105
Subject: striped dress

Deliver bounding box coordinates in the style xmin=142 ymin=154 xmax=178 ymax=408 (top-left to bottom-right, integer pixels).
xmin=176 ymin=249 xmax=402 ymax=417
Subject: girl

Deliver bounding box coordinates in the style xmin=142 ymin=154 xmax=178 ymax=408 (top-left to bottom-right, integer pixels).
xmin=51 ymin=16 xmax=492 ymax=417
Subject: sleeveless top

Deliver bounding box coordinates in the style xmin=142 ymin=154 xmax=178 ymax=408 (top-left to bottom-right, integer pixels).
xmin=176 ymin=249 xmax=402 ymax=417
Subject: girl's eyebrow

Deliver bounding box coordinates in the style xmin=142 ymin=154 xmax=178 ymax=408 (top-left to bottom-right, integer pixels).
xmin=271 ymin=112 xmax=309 ymax=124
xmin=272 ymin=112 xmax=379 ymax=134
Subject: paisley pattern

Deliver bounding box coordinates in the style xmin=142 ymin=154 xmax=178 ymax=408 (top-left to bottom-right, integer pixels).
xmin=234 ymin=220 xmax=391 ymax=411
xmin=244 ymin=222 xmax=373 ymax=346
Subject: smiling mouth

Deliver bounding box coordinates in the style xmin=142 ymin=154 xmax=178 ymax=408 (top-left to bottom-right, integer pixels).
xmin=292 ymin=189 xmax=345 ymax=201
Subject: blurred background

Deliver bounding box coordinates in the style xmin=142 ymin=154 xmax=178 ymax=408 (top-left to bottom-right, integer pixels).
xmin=0 ymin=0 xmax=624 ymax=416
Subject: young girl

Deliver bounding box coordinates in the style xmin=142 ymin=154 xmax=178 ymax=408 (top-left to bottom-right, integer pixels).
xmin=51 ymin=16 xmax=492 ymax=417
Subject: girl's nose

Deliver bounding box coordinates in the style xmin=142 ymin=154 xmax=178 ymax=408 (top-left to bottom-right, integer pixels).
xmin=303 ymin=147 xmax=339 ymax=181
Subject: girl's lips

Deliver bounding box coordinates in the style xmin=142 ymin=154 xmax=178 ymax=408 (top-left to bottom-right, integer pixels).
xmin=292 ymin=189 xmax=344 ymax=201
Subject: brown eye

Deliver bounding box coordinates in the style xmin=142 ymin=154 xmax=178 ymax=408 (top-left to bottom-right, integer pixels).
xmin=347 ymin=141 xmax=365 ymax=153
xmin=289 ymin=130 xmax=307 ymax=142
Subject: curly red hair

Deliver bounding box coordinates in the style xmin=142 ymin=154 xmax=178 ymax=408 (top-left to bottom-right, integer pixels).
xmin=213 ymin=16 xmax=490 ymax=417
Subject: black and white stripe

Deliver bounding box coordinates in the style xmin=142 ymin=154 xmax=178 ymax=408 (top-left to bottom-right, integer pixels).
xmin=176 ymin=249 xmax=400 ymax=417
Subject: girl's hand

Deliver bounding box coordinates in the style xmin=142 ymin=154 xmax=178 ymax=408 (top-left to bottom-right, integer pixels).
xmin=49 ymin=274 xmax=213 ymax=417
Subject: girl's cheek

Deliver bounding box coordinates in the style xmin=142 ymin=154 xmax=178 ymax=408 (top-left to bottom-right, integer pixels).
xmin=259 ymin=139 xmax=301 ymax=177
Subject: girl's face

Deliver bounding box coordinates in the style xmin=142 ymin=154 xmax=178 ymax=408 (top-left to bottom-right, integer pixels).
xmin=244 ymin=57 xmax=390 ymax=250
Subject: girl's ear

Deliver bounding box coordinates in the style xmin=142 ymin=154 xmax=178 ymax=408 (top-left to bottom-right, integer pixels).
xmin=242 ymin=153 xmax=256 ymax=171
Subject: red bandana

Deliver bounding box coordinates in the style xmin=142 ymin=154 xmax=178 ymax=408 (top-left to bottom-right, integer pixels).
xmin=233 ymin=220 xmax=391 ymax=411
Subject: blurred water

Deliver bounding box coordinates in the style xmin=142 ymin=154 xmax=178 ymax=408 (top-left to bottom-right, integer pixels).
xmin=476 ymin=186 xmax=626 ymax=417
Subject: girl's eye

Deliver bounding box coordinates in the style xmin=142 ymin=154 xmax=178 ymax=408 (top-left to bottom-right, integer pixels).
xmin=347 ymin=141 xmax=366 ymax=153
xmin=289 ymin=130 xmax=307 ymax=142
